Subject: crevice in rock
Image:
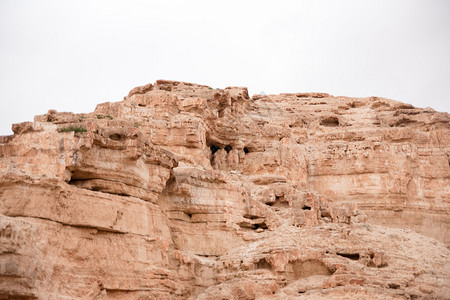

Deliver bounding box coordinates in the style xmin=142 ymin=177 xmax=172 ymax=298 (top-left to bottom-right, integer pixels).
xmin=388 ymin=283 xmax=400 ymax=289
xmin=392 ymin=118 xmax=417 ymax=127
xmin=207 ymin=141 xmax=221 ymax=166
xmin=285 ymin=259 xmax=334 ymax=280
xmin=103 ymin=288 xmax=152 ymax=294
xmin=68 ymin=178 xmax=132 ymax=197
xmin=210 ymin=145 xmax=220 ymax=155
xmin=337 ymin=252 xmax=360 ymax=260
xmin=320 ymin=209 xmax=331 ymax=218
xmin=163 ymin=172 xmax=176 ymax=193
xmin=239 ymin=218 xmax=268 ymax=231
xmin=196 ymin=254 xmax=218 ymax=258
xmin=224 ymin=145 xmax=233 ymax=153
xmin=253 ymin=222 xmax=268 ymax=230
xmin=302 ymin=205 xmax=311 ymax=210
xmin=320 ymin=116 xmax=339 ymax=127
xmin=266 ymin=195 xmax=289 ymax=208
xmin=243 ymin=214 xmax=260 ymax=220
xmin=109 ymin=133 xmax=127 ymax=141
xmin=366 ymin=252 xmax=388 ymax=268
xmin=218 ymin=107 xmax=225 ymax=118
xmin=65 ymin=167 xmax=158 ymax=200
xmin=255 ymin=258 xmax=272 ymax=271
xmin=243 ymin=147 xmax=249 ymax=154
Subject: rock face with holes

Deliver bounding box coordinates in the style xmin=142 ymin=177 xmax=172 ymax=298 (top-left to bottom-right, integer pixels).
xmin=0 ymin=80 xmax=449 ymax=299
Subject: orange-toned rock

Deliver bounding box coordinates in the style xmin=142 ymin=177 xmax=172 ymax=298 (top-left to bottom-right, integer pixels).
xmin=0 ymin=80 xmax=449 ymax=299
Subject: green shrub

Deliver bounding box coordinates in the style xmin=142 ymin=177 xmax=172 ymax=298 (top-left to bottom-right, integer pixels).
xmin=96 ymin=114 xmax=113 ymax=120
xmin=58 ymin=126 xmax=87 ymax=133
xmin=363 ymin=224 xmax=371 ymax=232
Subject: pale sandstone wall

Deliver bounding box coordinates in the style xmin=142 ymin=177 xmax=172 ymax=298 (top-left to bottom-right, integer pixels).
xmin=0 ymin=80 xmax=448 ymax=299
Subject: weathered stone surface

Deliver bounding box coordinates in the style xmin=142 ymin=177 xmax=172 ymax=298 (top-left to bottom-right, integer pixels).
xmin=0 ymin=80 xmax=449 ymax=299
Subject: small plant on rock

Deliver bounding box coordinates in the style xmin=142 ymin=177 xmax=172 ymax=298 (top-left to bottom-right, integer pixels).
xmin=96 ymin=114 xmax=113 ymax=120
xmin=363 ymin=224 xmax=371 ymax=232
xmin=58 ymin=126 xmax=87 ymax=133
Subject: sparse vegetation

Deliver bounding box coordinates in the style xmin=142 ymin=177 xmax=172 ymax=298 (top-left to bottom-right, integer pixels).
xmin=58 ymin=126 xmax=87 ymax=133
xmin=97 ymin=114 xmax=114 ymax=120
xmin=134 ymin=121 xmax=141 ymax=128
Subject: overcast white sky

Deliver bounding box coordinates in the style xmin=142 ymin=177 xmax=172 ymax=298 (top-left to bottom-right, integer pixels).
xmin=1 ymin=0 xmax=449 ymax=135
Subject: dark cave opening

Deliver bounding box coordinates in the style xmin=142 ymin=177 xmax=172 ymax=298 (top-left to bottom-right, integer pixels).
xmin=337 ymin=252 xmax=360 ymax=260
xmin=224 ymin=145 xmax=233 ymax=153
xmin=255 ymin=258 xmax=272 ymax=271
xmin=210 ymin=144 xmax=220 ymax=155
xmin=320 ymin=116 xmax=340 ymax=127
xmin=253 ymin=222 xmax=268 ymax=230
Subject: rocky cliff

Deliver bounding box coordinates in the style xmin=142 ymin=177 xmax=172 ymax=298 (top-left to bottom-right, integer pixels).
xmin=1 ymin=80 xmax=449 ymax=299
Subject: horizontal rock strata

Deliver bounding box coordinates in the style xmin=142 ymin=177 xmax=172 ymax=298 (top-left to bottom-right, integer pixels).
xmin=1 ymin=80 xmax=449 ymax=299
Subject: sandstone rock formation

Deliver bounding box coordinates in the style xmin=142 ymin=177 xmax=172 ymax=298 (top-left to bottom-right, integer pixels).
xmin=1 ymin=80 xmax=449 ymax=299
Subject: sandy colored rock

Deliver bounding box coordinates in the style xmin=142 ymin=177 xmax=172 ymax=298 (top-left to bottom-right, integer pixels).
xmin=0 ymin=80 xmax=449 ymax=299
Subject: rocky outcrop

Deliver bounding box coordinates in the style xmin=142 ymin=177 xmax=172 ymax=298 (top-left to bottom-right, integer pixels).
xmin=0 ymin=80 xmax=449 ymax=299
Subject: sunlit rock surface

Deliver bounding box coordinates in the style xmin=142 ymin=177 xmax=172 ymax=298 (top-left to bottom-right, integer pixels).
xmin=1 ymin=80 xmax=449 ymax=299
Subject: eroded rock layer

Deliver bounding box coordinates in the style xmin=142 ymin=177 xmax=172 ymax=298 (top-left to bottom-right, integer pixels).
xmin=1 ymin=80 xmax=449 ymax=299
